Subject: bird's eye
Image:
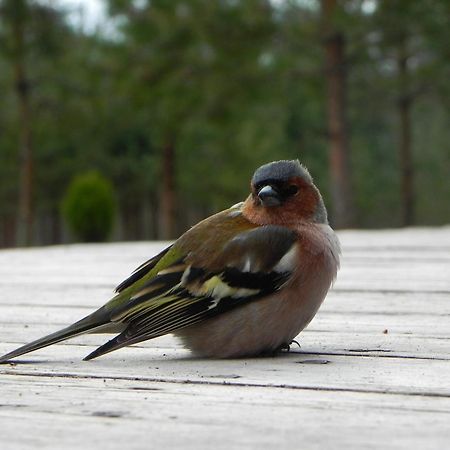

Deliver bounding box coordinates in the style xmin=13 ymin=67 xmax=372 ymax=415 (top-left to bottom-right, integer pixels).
xmin=285 ymin=185 xmax=299 ymax=197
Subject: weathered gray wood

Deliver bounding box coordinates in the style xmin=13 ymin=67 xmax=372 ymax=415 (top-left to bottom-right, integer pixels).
xmin=0 ymin=227 xmax=449 ymax=449
xmin=1 ymin=345 xmax=450 ymax=397
xmin=1 ymin=374 xmax=450 ymax=450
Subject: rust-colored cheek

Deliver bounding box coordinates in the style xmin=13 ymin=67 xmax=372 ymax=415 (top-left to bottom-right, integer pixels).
xmin=242 ymin=184 xmax=319 ymax=227
xmin=297 ymin=185 xmax=319 ymax=217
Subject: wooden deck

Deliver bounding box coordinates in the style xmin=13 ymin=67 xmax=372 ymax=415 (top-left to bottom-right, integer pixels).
xmin=1 ymin=227 xmax=449 ymax=449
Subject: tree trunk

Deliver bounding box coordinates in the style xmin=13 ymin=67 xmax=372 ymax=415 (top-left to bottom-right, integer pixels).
xmin=51 ymin=210 xmax=62 ymax=244
xmin=120 ymin=203 xmax=140 ymax=241
xmin=1 ymin=216 xmax=17 ymax=248
xmin=159 ymin=141 xmax=176 ymax=239
xmin=12 ymin=2 xmax=34 ymax=246
xmin=397 ymin=47 xmax=415 ymax=226
xmin=321 ymin=0 xmax=356 ymax=228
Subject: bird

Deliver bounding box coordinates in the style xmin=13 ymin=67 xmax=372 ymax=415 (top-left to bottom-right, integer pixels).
xmin=0 ymin=160 xmax=340 ymax=363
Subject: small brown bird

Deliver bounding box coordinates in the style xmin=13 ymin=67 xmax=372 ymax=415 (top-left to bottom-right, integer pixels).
xmin=0 ymin=160 xmax=340 ymax=362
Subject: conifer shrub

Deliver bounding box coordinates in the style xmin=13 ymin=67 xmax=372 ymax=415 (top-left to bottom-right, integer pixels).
xmin=62 ymin=171 xmax=116 ymax=242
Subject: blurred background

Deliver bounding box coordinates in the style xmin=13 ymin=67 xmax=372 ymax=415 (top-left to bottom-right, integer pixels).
xmin=0 ymin=0 xmax=449 ymax=247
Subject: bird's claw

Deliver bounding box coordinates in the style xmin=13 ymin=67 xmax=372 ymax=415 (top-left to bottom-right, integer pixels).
xmin=274 ymin=339 xmax=301 ymax=354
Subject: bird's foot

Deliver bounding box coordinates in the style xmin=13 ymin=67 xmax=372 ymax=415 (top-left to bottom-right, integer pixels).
xmin=273 ymin=340 xmax=301 ymax=355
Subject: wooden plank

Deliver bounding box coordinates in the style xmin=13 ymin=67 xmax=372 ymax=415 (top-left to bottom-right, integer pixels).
xmin=0 ymin=375 xmax=449 ymax=450
xmin=2 ymin=288 xmax=450 ymax=316
xmin=1 ymin=343 xmax=450 ymax=396
xmin=3 ymin=288 xmax=450 ymax=324
xmin=0 ymin=230 xmax=449 ymax=293
xmin=338 ymin=226 xmax=450 ymax=248
xmin=2 ymin=322 xmax=450 ymax=361
xmin=2 ymin=305 xmax=449 ymax=336
xmin=2 ymin=288 xmax=450 ymax=358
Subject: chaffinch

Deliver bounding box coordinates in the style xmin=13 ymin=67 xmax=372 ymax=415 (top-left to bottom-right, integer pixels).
xmin=0 ymin=160 xmax=340 ymax=362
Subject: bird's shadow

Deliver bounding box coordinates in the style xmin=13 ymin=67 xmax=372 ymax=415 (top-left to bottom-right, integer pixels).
xmin=0 ymin=347 xmax=330 ymax=370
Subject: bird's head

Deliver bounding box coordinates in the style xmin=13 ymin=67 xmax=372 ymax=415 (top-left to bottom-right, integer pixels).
xmin=242 ymin=160 xmax=328 ymax=226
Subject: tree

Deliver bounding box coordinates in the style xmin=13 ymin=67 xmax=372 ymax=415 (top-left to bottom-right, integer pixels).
xmin=321 ymin=0 xmax=356 ymax=228
xmin=0 ymin=0 xmax=68 ymax=245
xmin=106 ymin=0 xmax=281 ymax=238
xmin=0 ymin=0 xmax=34 ymax=245
xmin=371 ymin=0 xmax=450 ymax=226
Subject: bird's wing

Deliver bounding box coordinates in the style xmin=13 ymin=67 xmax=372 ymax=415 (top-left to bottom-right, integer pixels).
xmin=84 ymin=225 xmax=298 ymax=360
xmin=114 ymin=244 xmax=174 ymax=294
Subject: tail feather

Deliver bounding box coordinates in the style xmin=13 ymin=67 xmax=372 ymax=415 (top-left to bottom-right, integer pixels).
xmin=83 ymin=335 xmax=125 ymax=361
xmin=83 ymin=331 xmax=143 ymax=361
xmin=0 ymin=313 xmax=110 ymax=364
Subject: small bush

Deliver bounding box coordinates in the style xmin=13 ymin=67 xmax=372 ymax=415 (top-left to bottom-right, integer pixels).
xmin=62 ymin=171 xmax=116 ymax=242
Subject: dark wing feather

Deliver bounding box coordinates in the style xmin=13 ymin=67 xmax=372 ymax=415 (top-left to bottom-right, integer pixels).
xmin=115 ymin=245 xmax=173 ymax=293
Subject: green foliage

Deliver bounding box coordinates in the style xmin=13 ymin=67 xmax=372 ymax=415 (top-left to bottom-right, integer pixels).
xmin=61 ymin=172 xmax=116 ymax=242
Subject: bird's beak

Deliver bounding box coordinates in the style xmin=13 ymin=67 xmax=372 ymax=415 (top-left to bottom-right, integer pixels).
xmin=257 ymin=185 xmax=282 ymax=207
